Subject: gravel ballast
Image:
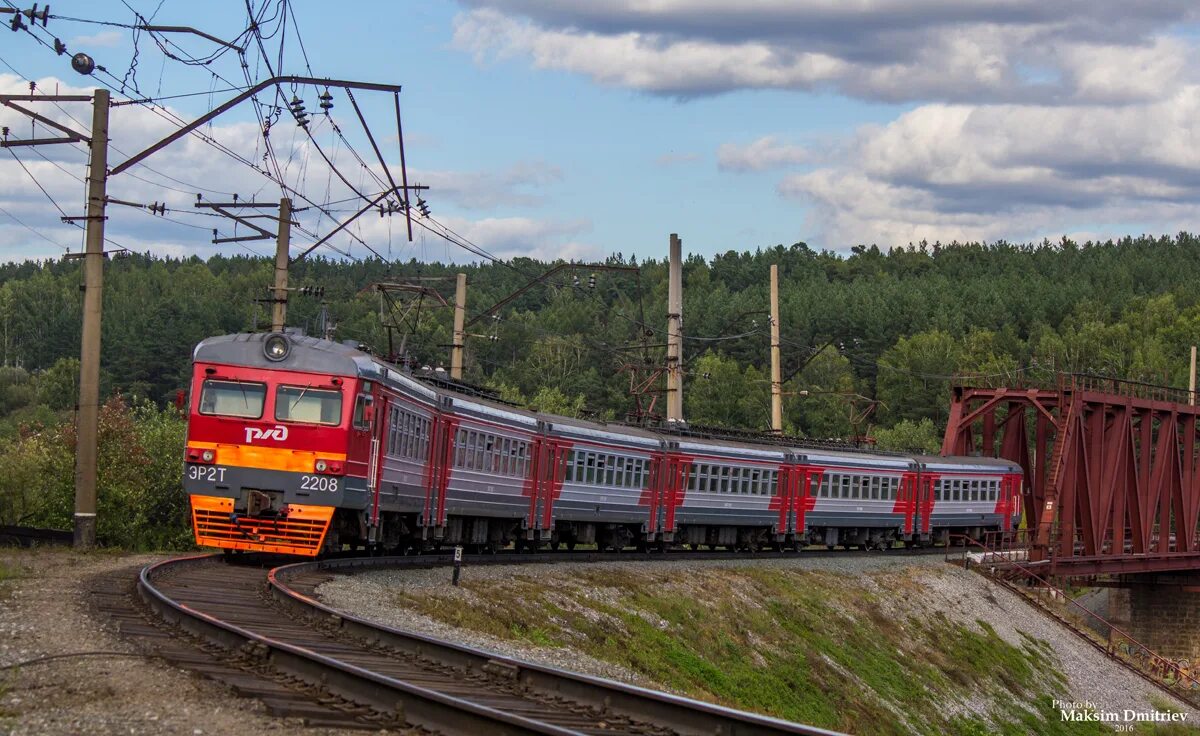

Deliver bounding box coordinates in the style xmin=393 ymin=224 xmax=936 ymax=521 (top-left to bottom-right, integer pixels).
xmin=317 ymin=553 xmax=1198 ymax=725
xmin=0 ymin=548 xmax=367 ymax=736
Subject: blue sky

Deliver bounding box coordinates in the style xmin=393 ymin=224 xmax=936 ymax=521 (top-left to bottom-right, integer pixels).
xmin=2 ymin=1 xmax=1200 ymax=264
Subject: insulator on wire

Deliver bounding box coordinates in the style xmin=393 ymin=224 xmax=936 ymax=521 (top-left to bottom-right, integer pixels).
xmin=572 ymin=275 xmax=580 ymax=287
xmin=588 ymin=273 xmax=597 ymax=289
xmin=24 ymin=4 xmax=48 ymax=26
xmin=319 ymin=88 xmax=333 ymax=112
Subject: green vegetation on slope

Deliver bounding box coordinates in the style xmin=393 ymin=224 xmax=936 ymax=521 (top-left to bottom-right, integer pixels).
xmin=390 ymin=565 xmax=1196 ymax=735
xmin=0 ymin=398 xmax=188 ymax=549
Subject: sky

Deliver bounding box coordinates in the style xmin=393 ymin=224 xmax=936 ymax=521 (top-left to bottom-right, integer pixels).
xmin=2 ymin=1 xmax=1200 ymax=264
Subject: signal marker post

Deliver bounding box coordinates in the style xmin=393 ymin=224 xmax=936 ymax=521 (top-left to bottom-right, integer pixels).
xmin=452 ymin=545 xmax=464 ymax=586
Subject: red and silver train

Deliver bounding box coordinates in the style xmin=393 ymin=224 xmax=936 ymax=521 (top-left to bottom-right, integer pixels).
xmin=183 ymin=331 xmax=1022 ymax=556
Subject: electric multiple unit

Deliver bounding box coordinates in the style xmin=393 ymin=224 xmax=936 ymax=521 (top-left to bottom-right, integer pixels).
xmin=183 ymin=332 xmax=1022 ymax=556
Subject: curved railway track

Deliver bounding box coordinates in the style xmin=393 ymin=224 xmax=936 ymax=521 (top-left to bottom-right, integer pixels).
xmin=132 ymin=549 xmax=934 ymax=735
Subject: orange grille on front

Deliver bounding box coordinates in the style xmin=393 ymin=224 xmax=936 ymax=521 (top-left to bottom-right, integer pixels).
xmin=190 ymin=495 xmax=333 ymax=556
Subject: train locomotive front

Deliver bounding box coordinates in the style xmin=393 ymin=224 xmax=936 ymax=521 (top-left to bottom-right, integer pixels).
xmin=183 ymin=332 xmax=373 ymax=556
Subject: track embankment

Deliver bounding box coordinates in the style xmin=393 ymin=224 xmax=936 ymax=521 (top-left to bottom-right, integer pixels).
xmin=318 ymin=554 xmax=1200 ymax=736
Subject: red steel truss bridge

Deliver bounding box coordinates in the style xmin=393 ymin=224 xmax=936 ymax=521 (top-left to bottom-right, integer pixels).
xmin=942 ymin=374 xmax=1200 ymax=576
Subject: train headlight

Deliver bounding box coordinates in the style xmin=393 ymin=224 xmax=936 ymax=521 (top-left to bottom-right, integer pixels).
xmin=263 ymin=333 xmax=290 ymax=362
xmin=315 ymin=459 xmax=328 ymax=472
xmin=201 ymin=450 xmax=215 ymax=462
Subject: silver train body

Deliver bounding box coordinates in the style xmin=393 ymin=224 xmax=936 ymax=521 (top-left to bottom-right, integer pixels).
xmin=192 ymin=333 xmax=1023 ymax=552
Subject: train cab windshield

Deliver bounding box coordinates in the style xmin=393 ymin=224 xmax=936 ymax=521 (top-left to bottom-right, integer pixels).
xmin=198 ymin=379 xmax=266 ymax=418
xmin=275 ymin=385 xmax=343 ymax=425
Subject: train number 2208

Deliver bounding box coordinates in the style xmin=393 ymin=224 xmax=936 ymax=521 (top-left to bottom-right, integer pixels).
xmin=300 ymin=475 xmax=338 ymax=492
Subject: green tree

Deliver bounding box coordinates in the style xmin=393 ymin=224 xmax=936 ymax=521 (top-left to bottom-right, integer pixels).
xmin=873 ymin=418 xmax=942 ymax=453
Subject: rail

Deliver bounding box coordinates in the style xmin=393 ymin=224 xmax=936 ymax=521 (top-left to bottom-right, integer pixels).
xmin=140 ymin=552 xmax=845 ymax=735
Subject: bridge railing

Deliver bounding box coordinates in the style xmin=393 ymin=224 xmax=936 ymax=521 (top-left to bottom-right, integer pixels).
xmin=948 ymin=533 xmax=1200 ymax=699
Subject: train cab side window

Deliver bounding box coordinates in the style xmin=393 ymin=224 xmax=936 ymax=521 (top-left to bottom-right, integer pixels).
xmin=352 ymin=394 xmax=372 ymax=430
xmin=198 ymin=379 xmax=266 ymax=419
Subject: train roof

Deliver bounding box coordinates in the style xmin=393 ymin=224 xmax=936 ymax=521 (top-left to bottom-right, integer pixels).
xmin=800 ymin=446 xmax=914 ymax=470
xmin=194 ymin=332 xmax=365 ymax=377
xmin=913 ymin=454 xmax=1021 ymax=473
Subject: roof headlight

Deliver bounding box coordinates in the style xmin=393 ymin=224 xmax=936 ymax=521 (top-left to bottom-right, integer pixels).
xmin=264 ymin=333 xmax=290 ymax=362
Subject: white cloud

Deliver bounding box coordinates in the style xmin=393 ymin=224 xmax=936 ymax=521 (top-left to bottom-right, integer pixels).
xmin=453 ymin=2 xmax=1200 ymax=103
xmin=781 ymin=87 xmax=1200 ymax=246
xmin=718 ymin=136 xmax=811 ymax=172
xmin=69 ymin=31 xmax=124 ymax=48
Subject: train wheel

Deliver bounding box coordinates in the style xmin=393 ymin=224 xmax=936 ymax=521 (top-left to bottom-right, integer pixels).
xmin=566 ymin=540 xmax=577 ymax=551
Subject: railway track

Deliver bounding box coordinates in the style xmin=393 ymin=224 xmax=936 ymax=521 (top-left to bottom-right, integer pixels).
xmin=128 ymin=548 xmax=937 ymax=734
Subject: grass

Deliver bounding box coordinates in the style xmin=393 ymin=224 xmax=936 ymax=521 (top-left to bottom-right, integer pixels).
xmin=395 ymin=564 xmax=1169 ymax=734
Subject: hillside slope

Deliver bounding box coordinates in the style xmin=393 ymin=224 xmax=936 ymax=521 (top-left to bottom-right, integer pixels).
xmin=320 ymin=555 xmax=1197 ymax=735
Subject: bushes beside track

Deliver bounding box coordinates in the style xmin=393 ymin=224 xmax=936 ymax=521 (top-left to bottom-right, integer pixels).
xmin=0 ymin=396 xmax=190 ymax=550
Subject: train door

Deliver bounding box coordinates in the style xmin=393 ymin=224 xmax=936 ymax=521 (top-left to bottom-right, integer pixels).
xmin=791 ymin=459 xmax=821 ymax=547
xmin=421 ymin=396 xmax=456 ymax=541
xmin=367 ymin=391 xmax=390 ymax=541
xmin=523 ymin=430 xmax=545 ymax=543
xmin=536 ymin=439 xmax=569 ymax=542
xmin=521 ymin=423 xmax=567 ymax=547
xmin=661 ymin=447 xmax=690 ymax=543
xmin=349 ymin=384 xmax=376 ymax=490
xmin=772 ymin=456 xmax=797 ymax=543
xmin=913 ymin=463 xmax=938 ymax=540
xmin=894 ymin=466 xmax=919 ymax=539
xmin=644 ymin=449 xmax=666 ymax=542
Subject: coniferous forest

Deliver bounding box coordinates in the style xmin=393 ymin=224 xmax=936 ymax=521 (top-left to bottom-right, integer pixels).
xmin=3 ymin=233 xmax=1200 ymax=544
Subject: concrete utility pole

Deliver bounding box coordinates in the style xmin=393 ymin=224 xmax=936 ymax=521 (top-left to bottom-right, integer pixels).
xmin=666 ymin=234 xmax=684 ymax=422
xmin=74 ymin=88 xmax=110 ymax=549
xmin=271 ymin=197 xmax=293 ymax=332
xmin=1191 ymin=346 xmax=1197 ymax=406
xmin=450 ymin=272 xmax=467 ymax=380
xmin=770 ymin=264 xmax=783 ymax=432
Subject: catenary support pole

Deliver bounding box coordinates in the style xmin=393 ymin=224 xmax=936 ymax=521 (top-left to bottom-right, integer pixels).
xmin=73 ymin=88 xmax=110 ymax=549
xmin=666 ymin=234 xmax=684 ymax=422
xmin=770 ymin=264 xmax=783 ymax=432
xmin=451 ymin=273 xmax=466 ymax=380
xmin=271 ymin=197 xmax=292 ymax=332
xmin=1191 ymin=346 xmax=1197 ymax=406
